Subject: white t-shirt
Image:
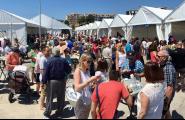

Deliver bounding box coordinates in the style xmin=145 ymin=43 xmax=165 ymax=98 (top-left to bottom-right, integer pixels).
xmin=137 ymin=82 xmax=165 ymax=119
xmin=39 ymin=56 xmax=48 ymax=82
xmin=34 ymin=52 xmax=43 ymax=73
xmin=102 ymin=47 xmax=112 ymax=59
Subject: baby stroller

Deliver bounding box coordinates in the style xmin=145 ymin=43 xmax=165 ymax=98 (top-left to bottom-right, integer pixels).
xmin=8 ymin=69 xmax=31 ymax=103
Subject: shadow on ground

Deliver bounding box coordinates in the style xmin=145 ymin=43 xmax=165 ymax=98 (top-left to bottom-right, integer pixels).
xmin=50 ymin=101 xmax=75 ymax=119
xmin=0 ymin=80 xmax=10 ymax=94
xmin=17 ymin=92 xmax=39 ymax=105
xmin=172 ymin=110 xmax=184 ymax=119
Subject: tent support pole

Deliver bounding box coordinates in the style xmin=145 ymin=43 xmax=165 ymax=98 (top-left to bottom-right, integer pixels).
xmin=39 ymin=0 xmax=42 ymax=48
xmin=11 ymin=15 xmax=13 ymax=44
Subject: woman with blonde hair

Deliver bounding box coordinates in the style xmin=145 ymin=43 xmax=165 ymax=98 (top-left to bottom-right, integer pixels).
xmin=74 ymin=53 xmax=100 ymax=119
xmin=116 ymin=44 xmax=126 ymax=72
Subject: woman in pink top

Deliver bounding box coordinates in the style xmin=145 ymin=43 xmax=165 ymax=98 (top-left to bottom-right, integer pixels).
xmin=149 ymin=42 xmax=158 ymax=63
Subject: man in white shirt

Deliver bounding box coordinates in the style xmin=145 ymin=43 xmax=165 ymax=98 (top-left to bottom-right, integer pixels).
xmin=102 ymin=43 xmax=112 ymax=72
xmin=39 ymin=46 xmax=51 ymax=110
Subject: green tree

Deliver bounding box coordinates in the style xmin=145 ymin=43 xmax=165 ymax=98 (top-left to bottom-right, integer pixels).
xmin=72 ymin=24 xmax=75 ymax=30
xmin=64 ymin=20 xmax=70 ymax=26
xmin=86 ymin=15 xmax=95 ymax=24
xmin=78 ymin=16 xmax=86 ymax=25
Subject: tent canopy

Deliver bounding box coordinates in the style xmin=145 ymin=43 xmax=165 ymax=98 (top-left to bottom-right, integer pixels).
xmin=87 ymin=23 xmax=94 ymax=30
xmin=91 ymin=21 xmax=101 ymax=30
xmin=110 ymin=14 xmax=133 ymax=28
xmin=75 ymin=26 xmax=80 ymax=31
xmin=0 ymin=9 xmax=40 ymax=27
xmin=99 ymin=19 xmax=113 ymax=29
xmin=31 ymin=14 xmax=72 ymax=30
xmin=128 ymin=6 xmax=172 ymax=26
xmin=165 ymin=1 xmax=185 ymax=23
xmin=0 ymin=9 xmax=45 ymax=45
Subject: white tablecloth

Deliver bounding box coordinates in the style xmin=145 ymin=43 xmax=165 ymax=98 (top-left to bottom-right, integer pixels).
xmin=122 ymin=78 xmax=144 ymax=96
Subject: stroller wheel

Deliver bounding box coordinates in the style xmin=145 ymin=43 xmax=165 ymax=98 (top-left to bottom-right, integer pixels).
xmin=8 ymin=92 xmax=15 ymax=103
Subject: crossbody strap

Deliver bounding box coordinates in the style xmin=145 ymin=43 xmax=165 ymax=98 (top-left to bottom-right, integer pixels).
xmin=96 ymin=85 xmax=102 ymax=119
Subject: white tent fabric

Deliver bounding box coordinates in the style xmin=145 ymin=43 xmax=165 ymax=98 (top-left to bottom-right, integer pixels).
xmin=99 ymin=19 xmax=113 ymax=29
xmin=84 ymin=24 xmax=89 ymax=35
xmin=91 ymin=21 xmax=101 ymax=37
xmin=87 ymin=23 xmax=93 ymax=35
xmin=128 ymin=6 xmax=172 ymax=40
xmin=165 ymin=1 xmax=185 ymax=23
xmin=98 ymin=19 xmax=113 ymax=38
xmin=32 ymin=14 xmax=72 ymax=30
xmin=110 ymin=14 xmax=133 ymax=38
xmin=31 ymin=14 xmax=72 ymax=35
xmin=91 ymin=21 xmax=101 ymax=30
xmin=165 ymin=23 xmax=172 ymax=41
xmin=0 ymin=10 xmax=40 ymax=27
xmin=110 ymin=14 xmax=133 ymax=28
xmin=156 ymin=24 xmax=165 ymax=40
xmin=0 ymin=10 xmax=41 ymax=45
xmin=128 ymin=6 xmax=172 ymax=26
xmin=165 ymin=1 xmax=185 ymax=41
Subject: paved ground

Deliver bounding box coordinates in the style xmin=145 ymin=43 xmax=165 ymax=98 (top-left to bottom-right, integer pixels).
xmin=0 ymin=78 xmax=185 ymax=119
xmin=0 ymin=61 xmax=185 ymax=119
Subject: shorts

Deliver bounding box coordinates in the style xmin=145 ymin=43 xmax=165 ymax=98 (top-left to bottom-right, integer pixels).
xmin=41 ymin=85 xmax=46 ymax=97
xmin=35 ymin=73 xmax=40 ymax=83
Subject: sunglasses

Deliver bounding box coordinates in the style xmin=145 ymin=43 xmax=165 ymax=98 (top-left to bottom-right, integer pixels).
xmin=87 ymin=60 xmax=91 ymax=64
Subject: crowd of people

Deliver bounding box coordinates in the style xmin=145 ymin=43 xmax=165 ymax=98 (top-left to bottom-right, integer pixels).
xmin=1 ymin=32 xmax=185 ymax=119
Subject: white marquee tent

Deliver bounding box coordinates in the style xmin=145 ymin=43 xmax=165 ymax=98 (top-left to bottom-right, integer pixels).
xmin=0 ymin=9 xmax=43 ymax=45
xmin=84 ymin=24 xmax=89 ymax=35
xmin=75 ymin=25 xmax=88 ymax=35
xmin=31 ymin=14 xmax=72 ymax=36
xmin=87 ymin=23 xmax=94 ymax=36
xmin=128 ymin=6 xmax=172 ymax=41
xmin=110 ymin=14 xmax=133 ymax=40
xmin=91 ymin=21 xmax=101 ymax=37
xmin=75 ymin=26 xmax=83 ymax=35
xmin=98 ymin=18 xmax=113 ymax=38
xmin=165 ymin=1 xmax=185 ymax=41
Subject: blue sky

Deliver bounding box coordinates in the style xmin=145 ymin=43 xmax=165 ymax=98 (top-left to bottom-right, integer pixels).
xmin=0 ymin=0 xmax=184 ymax=20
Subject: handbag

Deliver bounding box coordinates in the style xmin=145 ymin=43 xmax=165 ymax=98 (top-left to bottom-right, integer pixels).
xmin=66 ymin=87 xmax=82 ymax=107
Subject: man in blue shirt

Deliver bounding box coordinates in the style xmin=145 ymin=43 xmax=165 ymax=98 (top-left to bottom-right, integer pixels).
xmin=158 ymin=50 xmax=176 ymax=119
xmin=43 ymin=48 xmax=72 ymax=118
xmin=122 ymin=51 xmax=144 ymax=81
xmin=67 ymin=39 xmax=73 ymax=50
xmin=125 ymin=37 xmax=135 ymax=54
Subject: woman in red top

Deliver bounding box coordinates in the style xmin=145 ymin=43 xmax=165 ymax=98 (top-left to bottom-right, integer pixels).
xmin=149 ymin=42 xmax=158 ymax=63
xmin=6 ymin=47 xmax=21 ymax=72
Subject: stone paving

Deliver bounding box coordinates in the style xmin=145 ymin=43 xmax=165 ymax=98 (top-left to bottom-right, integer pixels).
xmin=0 ymin=61 xmax=185 ymax=119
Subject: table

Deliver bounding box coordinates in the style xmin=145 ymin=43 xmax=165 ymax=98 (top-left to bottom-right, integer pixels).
xmin=121 ymin=78 xmax=144 ymax=118
xmin=122 ymin=78 xmax=144 ymax=96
